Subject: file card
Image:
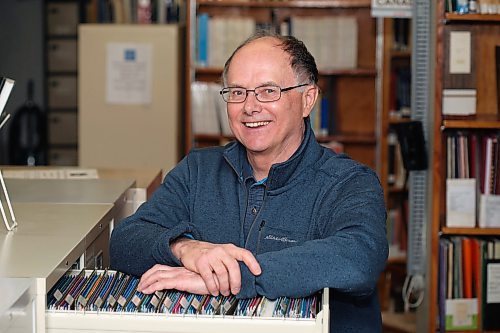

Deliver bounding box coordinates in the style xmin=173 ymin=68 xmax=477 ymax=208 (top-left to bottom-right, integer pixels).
xmin=446 ymin=178 xmax=476 ymax=227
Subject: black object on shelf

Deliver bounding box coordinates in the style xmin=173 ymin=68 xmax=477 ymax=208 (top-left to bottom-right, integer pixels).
xmin=392 ymin=120 xmax=428 ymax=171
xmin=8 ymin=79 xmax=47 ymax=166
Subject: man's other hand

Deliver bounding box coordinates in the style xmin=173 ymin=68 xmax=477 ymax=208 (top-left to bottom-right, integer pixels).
xmin=171 ymin=239 xmax=261 ymax=296
xmin=137 ymin=264 xmax=212 ymax=295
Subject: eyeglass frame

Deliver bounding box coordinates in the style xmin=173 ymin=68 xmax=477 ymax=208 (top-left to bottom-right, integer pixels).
xmin=219 ymin=83 xmax=310 ymax=103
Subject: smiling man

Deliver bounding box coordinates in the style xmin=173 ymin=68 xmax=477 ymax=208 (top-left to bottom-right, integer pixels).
xmin=110 ymin=32 xmax=388 ymax=332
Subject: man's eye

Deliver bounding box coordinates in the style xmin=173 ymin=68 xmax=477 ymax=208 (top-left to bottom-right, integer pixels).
xmin=231 ymin=89 xmax=244 ymax=96
xmin=264 ymin=87 xmax=277 ymax=94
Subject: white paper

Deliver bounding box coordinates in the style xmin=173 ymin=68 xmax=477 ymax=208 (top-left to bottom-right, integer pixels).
xmin=445 ymin=299 xmax=478 ymax=328
xmin=106 ymin=43 xmax=152 ymax=105
xmin=449 ymin=31 xmax=471 ymax=74
xmin=479 ymin=194 xmax=500 ymax=228
xmin=487 ymin=263 xmax=500 ymax=303
xmin=446 ymin=178 xmax=476 ymax=227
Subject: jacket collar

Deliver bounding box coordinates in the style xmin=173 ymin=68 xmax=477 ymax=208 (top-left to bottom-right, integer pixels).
xmin=223 ymin=117 xmax=323 ymax=191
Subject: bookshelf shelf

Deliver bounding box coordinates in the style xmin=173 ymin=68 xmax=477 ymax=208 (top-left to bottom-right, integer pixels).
xmin=441 ymin=227 xmax=500 ymax=236
xmin=386 ymin=256 xmax=406 ymax=265
xmin=390 ymin=50 xmax=411 ymax=58
xmin=195 ymin=67 xmax=377 ymax=77
xmin=389 ymin=116 xmax=412 ymax=124
xmin=445 ymin=13 xmax=500 ymax=22
xmin=197 ymin=0 xmax=371 ymax=9
xmin=195 ymin=133 xmax=377 ymax=145
xmin=388 ymin=186 xmax=407 ymax=194
xmin=442 ymin=114 xmax=500 ymax=129
xmin=317 ymin=133 xmax=376 ymax=144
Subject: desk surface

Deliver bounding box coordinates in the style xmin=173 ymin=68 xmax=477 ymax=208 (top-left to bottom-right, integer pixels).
xmin=5 ymin=178 xmax=134 ymax=205
xmin=1 ymin=166 xmax=162 ymax=199
xmin=0 ymin=203 xmax=113 ymax=289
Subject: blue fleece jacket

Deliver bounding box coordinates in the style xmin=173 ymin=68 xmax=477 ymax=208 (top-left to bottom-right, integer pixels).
xmin=110 ymin=119 xmax=388 ymax=332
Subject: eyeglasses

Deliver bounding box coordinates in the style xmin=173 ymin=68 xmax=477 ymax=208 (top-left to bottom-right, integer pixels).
xmin=220 ymin=83 xmax=309 ymax=103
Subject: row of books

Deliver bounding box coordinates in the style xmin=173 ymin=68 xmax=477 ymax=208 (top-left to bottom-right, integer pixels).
xmin=83 ymin=0 xmax=182 ymax=24
xmin=446 ymin=131 xmax=500 ymax=194
xmin=387 ymin=132 xmax=406 ymax=189
xmin=288 ymin=16 xmax=357 ymax=71
xmin=196 ymin=15 xmax=358 ymax=70
xmin=389 ymin=68 xmax=412 ymax=119
xmin=191 ymin=82 xmax=230 ymax=136
xmin=392 ymin=18 xmax=411 ymax=52
xmin=439 ymin=236 xmax=500 ymax=331
xmin=47 ymin=269 xmax=320 ymax=318
xmin=387 ymin=205 xmax=408 ymax=260
xmin=445 ymin=131 xmax=500 ymax=228
xmin=197 ymin=15 xmax=256 ymax=68
xmin=445 ymin=0 xmax=500 ymax=14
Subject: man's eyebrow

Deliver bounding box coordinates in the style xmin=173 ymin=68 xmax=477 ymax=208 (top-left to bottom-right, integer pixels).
xmin=226 ymin=81 xmax=279 ymax=88
xmin=226 ymin=83 xmax=245 ymax=88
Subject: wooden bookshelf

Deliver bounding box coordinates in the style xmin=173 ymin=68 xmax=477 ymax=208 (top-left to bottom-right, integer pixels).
xmin=428 ymin=0 xmax=500 ymax=331
xmin=379 ymin=18 xmax=412 ymax=324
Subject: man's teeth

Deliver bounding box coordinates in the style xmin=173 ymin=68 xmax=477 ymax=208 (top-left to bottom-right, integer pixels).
xmin=245 ymin=121 xmax=270 ymax=128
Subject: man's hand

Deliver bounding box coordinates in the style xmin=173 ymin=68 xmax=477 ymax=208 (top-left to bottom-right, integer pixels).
xmin=171 ymin=239 xmax=261 ymax=296
xmin=137 ymin=264 xmax=212 ymax=295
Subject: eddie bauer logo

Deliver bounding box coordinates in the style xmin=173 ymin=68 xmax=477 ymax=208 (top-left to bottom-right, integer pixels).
xmin=264 ymin=235 xmax=297 ymax=243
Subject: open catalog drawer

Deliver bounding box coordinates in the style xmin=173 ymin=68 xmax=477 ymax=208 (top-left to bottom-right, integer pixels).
xmin=45 ymin=269 xmax=329 ymax=333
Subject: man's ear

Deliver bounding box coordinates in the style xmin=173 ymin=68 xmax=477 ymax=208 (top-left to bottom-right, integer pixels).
xmin=302 ymin=84 xmax=319 ymax=117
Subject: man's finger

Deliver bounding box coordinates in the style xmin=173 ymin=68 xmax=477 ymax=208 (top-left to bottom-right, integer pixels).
xmin=198 ymin=263 xmax=220 ymax=296
xmin=228 ymin=247 xmax=262 ymax=275
xmin=210 ymin=260 xmax=231 ymax=296
xmin=220 ymin=255 xmax=242 ymax=294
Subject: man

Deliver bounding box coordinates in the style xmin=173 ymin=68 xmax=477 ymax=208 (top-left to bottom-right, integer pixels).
xmin=110 ymin=31 xmax=388 ymax=332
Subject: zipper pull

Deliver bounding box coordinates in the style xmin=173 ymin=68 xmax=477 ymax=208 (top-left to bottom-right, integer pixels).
xmin=259 ymin=220 xmax=266 ymax=231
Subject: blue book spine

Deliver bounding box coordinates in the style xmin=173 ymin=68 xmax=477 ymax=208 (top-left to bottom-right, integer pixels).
xmin=197 ymin=13 xmax=209 ymax=67
xmin=320 ymin=97 xmax=329 ymax=136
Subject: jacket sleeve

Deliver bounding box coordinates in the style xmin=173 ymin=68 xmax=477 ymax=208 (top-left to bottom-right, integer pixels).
xmin=109 ymin=155 xmax=200 ymax=277
xmin=238 ymin=168 xmax=388 ymax=300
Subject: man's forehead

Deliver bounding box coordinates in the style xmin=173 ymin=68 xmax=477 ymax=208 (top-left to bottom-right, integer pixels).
xmin=227 ymin=39 xmax=293 ymax=82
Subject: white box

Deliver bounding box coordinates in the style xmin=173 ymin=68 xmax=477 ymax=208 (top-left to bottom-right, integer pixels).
xmin=442 ymin=89 xmax=477 ymax=116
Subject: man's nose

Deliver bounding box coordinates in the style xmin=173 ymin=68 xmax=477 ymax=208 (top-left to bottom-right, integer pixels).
xmin=243 ymin=91 xmax=261 ymax=114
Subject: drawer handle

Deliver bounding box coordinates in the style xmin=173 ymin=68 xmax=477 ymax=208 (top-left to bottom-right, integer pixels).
xmin=65 ymin=260 xmax=69 ymax=266
xmin=99 ymin=223 xmax=102 ymax=229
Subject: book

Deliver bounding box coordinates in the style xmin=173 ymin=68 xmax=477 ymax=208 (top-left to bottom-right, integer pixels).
xmin=439 ymin=238 xmax=450 ymax=332
xmin=483 ymin=259 xmax=500 ymax=330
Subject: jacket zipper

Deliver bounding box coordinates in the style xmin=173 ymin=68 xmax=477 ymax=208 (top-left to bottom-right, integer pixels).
xmin=255 ymin=220 xmax=266 ymax=254
xmin=244 ymin=186 xmax=267 ymax=249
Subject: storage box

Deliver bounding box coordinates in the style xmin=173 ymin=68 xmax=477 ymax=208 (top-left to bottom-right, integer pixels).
xmin=442 ymin=89 xmax=477 ymax=116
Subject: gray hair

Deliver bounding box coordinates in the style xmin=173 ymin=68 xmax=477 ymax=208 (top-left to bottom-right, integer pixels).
xmin=222 ymin=31 xmax=319 ymax=87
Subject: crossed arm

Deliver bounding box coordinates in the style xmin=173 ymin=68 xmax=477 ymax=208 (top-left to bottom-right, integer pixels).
xmin=137 ymin=239 xmax=262 ymax=296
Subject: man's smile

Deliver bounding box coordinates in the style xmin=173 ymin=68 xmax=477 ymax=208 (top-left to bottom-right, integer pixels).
xmin=244 ymin=121 xmax=271 ymax=128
